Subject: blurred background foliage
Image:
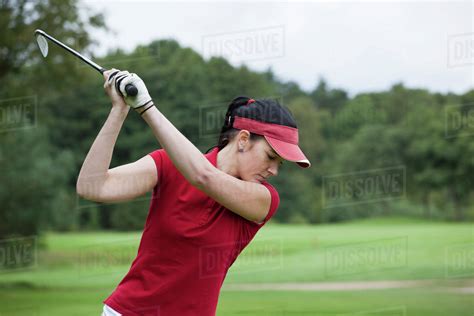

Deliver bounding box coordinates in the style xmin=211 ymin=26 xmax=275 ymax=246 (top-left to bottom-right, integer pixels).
xmin=1 ymin=0 xmax=473 ymax=240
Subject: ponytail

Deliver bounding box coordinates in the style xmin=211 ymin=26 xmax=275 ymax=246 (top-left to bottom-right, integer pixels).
xmin=217 ymin=96 xmax=253 ymax=150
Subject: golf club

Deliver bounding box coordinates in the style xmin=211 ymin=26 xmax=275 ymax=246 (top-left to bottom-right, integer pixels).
xmin=34 ymin=29 xmax=138 ymax=96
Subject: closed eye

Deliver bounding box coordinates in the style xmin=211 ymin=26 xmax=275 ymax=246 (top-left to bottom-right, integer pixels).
xmin=267 ymin=153 xmax=283 ymax=166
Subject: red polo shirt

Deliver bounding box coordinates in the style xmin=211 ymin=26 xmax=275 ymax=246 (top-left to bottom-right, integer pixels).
xmin=103 ymin=147 xmax=279 ymax=315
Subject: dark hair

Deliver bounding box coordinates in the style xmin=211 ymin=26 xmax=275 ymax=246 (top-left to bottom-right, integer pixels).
xmin=215 ymin=96 xmax=297 ymax=151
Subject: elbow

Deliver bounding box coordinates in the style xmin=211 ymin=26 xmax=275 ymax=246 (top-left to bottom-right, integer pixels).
xmin=76 ymin=177 xmax=103 ymax=202
xmin=76 ymin=179 xmax=86 ymax=198
xmin=76 ymin=180 xmax=92 ymax=200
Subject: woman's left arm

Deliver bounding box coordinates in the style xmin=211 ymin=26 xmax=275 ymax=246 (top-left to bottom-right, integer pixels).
xmin=142 ymin=106 xmax=272 ymax=223
xmin=142 ymin=106 xmax=213 ymax=186
xmin=113 ymin=71 xmax=272 ymax=222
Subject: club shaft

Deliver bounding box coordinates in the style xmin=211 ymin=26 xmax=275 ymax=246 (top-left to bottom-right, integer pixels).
xmin=35 ymin=30 xmax=105 ymax=73
xmin=35 ymin=29 xmax=138 ymax=97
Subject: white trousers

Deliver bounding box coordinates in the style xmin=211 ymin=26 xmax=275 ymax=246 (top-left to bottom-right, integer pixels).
xmin=101 ymin=304 xmax=122 ymax=316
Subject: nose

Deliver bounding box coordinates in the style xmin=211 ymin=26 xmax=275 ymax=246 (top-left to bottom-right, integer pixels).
xmin=267 ymin=162 xmax=279 ymax=177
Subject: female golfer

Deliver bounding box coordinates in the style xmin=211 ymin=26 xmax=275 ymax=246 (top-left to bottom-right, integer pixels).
xmin=76 ymin=69 xmax=310 ymax=316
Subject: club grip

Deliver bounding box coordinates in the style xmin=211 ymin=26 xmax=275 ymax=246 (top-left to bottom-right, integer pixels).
xmin=125 ymin=84 xmax=138 ymax=96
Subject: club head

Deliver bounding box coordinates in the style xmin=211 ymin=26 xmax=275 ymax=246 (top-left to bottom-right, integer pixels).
xmin=35 ymin=30 xmax=48 ymax=57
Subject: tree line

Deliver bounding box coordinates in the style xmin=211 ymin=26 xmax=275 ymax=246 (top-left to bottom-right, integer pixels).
xmin=1 ymin=0 xmax=473 ymax=239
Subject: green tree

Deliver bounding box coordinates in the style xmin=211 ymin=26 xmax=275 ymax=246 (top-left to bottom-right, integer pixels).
xmin=0 ymin=0 xmax=106 ymax=238
xmin=0 ymin=0 xmax=105 ymax=80
xmin=310 ymin=78 xmax=348 ymax=114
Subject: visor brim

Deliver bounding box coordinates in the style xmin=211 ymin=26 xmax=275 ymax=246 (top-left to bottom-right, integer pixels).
xmin=264 ymin=136 xmax=311 ymax=168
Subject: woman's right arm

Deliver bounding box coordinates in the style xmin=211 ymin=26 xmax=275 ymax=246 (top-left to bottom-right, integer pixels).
xmin=76 ymin=70 xmax=157 ymax=203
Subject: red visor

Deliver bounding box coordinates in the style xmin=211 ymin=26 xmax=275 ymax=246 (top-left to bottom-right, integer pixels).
xmin=233 ymin=116 xmax=311 ymax=168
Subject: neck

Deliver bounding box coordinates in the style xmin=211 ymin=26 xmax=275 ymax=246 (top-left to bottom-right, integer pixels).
xmin=216 ymin=145 xmax=240 ymax=178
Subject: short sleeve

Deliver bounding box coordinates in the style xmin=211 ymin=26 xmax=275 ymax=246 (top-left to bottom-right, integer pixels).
xmin=255 ymin=182 xmax=280 ymax=226
xmin=147 ymin=149 xmax=166 ymax=188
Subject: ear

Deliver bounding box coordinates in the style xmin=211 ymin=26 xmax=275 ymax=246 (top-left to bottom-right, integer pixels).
xmin=237 ymin=130 xmax=251 ymax=149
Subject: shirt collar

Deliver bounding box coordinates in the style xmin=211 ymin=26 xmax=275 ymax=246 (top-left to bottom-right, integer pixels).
xmin=206 ymin=146 xmax=220 ymax=167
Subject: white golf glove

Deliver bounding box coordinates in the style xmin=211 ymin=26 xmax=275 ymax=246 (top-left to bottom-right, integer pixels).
xmin=111 ymin=70 xmax=155 ymax=114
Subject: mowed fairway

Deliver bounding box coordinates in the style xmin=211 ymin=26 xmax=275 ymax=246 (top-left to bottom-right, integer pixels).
xmin=0 ymin=218 xmax=472 ymax=315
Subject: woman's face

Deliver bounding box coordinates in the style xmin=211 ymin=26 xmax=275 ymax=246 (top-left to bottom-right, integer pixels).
xmin=237 ymin=136 xmax=284 ymax=183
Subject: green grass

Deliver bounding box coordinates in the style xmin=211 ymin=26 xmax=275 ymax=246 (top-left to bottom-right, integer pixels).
xmin=0 ymin=288 xmax=472 ymax=316
xmin=217 ymin=289 xmax=473 ymax=316
xmin=0 ymin=218 xmax=472 ymax=315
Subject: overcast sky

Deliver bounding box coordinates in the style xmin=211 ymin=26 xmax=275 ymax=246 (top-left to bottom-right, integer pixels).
xmin=84 ymin=1 xmax=473 ymax=96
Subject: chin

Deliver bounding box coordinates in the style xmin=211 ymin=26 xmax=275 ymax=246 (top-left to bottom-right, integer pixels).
xmin=245 ymin=177 xmax=261 ymax=184
xmin=240 ymin=174 xmax=262 ymax=184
